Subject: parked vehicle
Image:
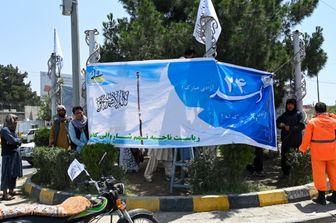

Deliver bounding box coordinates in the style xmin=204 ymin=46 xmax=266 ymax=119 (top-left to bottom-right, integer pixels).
xmin=22 ymin=128 xmax=38 ymax=143
xmin=0 ymin=159 xmax=158 ymax=223
xmin=18 ymin=142 xmax=35 ymax=165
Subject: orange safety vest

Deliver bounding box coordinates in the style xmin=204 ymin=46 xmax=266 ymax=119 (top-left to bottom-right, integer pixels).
xmin=299 ymin=113 xmax=336 ymax=160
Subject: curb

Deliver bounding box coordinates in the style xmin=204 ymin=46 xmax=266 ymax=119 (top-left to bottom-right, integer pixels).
xmin=23 ymin=176 xmax=318 ymax=212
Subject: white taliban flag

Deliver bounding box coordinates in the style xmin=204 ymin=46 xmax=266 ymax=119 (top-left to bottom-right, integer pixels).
xmin=193 ymin=0 xmax=222 ymax=44
xmin=54 ymin=29 xmax=63 ymax=58
xmin=67 ymin=159 xmax=85 ymax=181
xmin=54 ymin=29 xmax=64 ymax=68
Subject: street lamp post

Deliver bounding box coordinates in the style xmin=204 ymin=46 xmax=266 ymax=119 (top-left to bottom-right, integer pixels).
xmin=61 ymin=0 xmax=81 ymax=106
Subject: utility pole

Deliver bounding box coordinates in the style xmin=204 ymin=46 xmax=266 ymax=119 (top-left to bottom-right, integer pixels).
xmin=293 ymin=30 xmax=303 ymax=112
xmin=193 ymin=0 xmax=221 ymax=58
xmin=48 ymin=53 xmax=57 ymax=118
xmin=316 ymin=74 xmax=320 ymax=103
xmin=204 ymin=20 xmax=215 ymax=57
xmin=84 ymin=29 xmax=100 ymax=64
xmin=83 ymin=29 xmax=100 ymax=112
xmin=49 ymin=29 xmax=63 ymax=118
xmin=62 ymin=0 xmax=81 ymax=106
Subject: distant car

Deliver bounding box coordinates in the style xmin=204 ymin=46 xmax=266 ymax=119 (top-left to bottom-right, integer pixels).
xmin=19 ymin=142 xmax=35 ymax=165
xmin=22 ymin=128 xmax=38 ymax=143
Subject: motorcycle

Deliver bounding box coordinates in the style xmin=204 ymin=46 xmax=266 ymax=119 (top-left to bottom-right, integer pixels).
xmin=0 ymin=162 xmax=158 ymax=223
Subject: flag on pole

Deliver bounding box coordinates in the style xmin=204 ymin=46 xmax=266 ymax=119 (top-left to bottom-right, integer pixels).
xmin=193 ymin=0 xmax=222 ymax=44
xmin=67 ymin=159 xmax=85 ymax=181
xmin=54 ymin=29 xmax=63 ymax=58
xmin=54 ymin=29 xmax=64 ymax=68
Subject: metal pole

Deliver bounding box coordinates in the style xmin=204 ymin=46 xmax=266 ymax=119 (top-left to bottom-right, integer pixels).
xmin=85 ymin=29 xmax=100 ymax=65
xmin=71 ymin=0 xmax=81 ymax=106
xmin=136 ymin=72 xmax=143 ymax=145
xmin=88 ymin=30 xmax=96 ymax=63
xmin=316 ymin=74 xmax=320 ymax=103
xmin=293 ymin=30 xmax=303 ymax=112
xmin=50 ymin=53 xmax=57 ymax=118
xmin=59 ymin=84 xmax=63 ymax=105
xmin=204 ymin=21 xmax=213 ymax=57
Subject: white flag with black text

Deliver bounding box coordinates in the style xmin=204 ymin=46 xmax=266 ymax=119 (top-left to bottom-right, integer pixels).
xmin=54 ymin=29 xmax=64 ymax=69
xmin=54 ymin=29 xmax=63 ymax=58
xmin=193 ymin=0 xmax=222 ymax=44
xmin=67 ymin=159 xmax=85 ymax=181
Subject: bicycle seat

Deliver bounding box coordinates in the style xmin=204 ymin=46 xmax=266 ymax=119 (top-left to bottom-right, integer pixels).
xmin=0 ymin=196 xmax=92 ymax=220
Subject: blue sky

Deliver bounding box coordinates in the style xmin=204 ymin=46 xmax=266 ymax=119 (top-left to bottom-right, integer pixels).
xmin=0 ymin=0 xmax=126 ymax=94
xmin=297 ymin=0 xmax=336 ymax=106
xmin=0 ymin=0 xmax=335 ymax=105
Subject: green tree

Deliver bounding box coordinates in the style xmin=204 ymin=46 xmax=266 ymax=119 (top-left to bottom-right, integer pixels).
xmin=0 ymin=64 xmax=40 ymax=108
xmin=328 ymin=105 xmax=336 ymax=114
xmin=101 ymin=0 xmax=326 ymax=107
xmin=37 ymin=95 xmax=51 ymax=121
xmin=101 ymin=0 xmax=194 ymax=62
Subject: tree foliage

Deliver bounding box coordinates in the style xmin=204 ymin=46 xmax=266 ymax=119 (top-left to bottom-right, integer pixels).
xmin=101 ymin=0 xmax=327 ymax=107
xmin=328 ymin=105 xmax=336 ymax=113
xmin=37 ymin=95 xmax=51 ymax=121
xmin=0 ymin=64 xmax=40 ymax=108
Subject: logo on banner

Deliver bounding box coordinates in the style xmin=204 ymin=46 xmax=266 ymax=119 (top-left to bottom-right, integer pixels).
xmin=89 ymin=70 xmax=105 ymax=82
xmin=96 ymin=90 xmax=130 ymax=112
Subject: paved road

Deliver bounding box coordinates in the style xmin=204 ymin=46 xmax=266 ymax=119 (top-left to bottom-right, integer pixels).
xmin=22 ymin=160 xmax=36 ymax=176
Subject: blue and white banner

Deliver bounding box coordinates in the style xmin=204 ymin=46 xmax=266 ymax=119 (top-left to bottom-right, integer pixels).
xmin=86 ymin=58 xmax=277 ymax=150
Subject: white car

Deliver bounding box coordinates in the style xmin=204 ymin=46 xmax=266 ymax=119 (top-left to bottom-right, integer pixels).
xmin=22 ymin=128 xmax=38 ymax=143
xmin=19 ymin=142 xmax=35 ymax=165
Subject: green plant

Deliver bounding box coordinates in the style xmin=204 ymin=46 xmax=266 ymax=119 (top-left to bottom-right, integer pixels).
xmin=32 ymin=147 xmax=78 ymax=189
xmin=287 ymin=149 xmax=312 ymax=186
xmin=219 ymin=144 xmax=255 ymax=182
xmin=80 ymin=143 xmax=119 ymax=180
xmin=52 ymin=149 xmax=78 ymax=190
xmin=32 ymin=147 xmax=54 ymax=185
xmin=34 ymin=128 xmax=50 ymax=147
xmin=189 ymin=154 xmax=219 ymax=194
xmin=32 ymin=144 xmax=124 ymax=191
xmin=189 ymin=144 xmax=254 ymax=194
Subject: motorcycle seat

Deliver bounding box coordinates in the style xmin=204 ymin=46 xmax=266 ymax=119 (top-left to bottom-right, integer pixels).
xmin=0 ymin=196 xmax=92 ymax=220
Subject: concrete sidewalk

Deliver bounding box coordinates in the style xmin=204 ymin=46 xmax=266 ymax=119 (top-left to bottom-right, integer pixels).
xmin=1 ymin=176 xmax=336 ymax=222
xmin=93 ymin=200 xmax=336 ymax=223
xmin=152 ymin=200 xmax=336 ymax=223
xmin=0 ymin=177 xmax=34 ymax=209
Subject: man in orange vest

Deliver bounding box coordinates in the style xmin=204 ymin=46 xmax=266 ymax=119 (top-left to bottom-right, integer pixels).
xmin=299 ymin=102 xmax=336 ymax=205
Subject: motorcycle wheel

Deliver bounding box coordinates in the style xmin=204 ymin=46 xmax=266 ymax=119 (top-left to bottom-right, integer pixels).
xmin=117 ymin=213 xmax=158 ymax=223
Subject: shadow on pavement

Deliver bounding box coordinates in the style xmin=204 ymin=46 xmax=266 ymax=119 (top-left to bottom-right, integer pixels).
xmin=295 ymin=202 xmax=336 ymax=213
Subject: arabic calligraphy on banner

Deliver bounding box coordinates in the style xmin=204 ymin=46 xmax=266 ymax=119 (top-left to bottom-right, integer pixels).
xmin=86 ymin=58 xmax=277 ymax=150
xmin=90 ymin=133 xmax=201 ymax=142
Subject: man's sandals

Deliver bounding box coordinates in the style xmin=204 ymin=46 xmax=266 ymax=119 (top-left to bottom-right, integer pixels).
xmin=9 ymin=191 xmax=22 ymax=196
xmin=1 ymin=195 xmax=15 ymax=201
xmin=1 ymin=191 xmax=22 ymax=200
